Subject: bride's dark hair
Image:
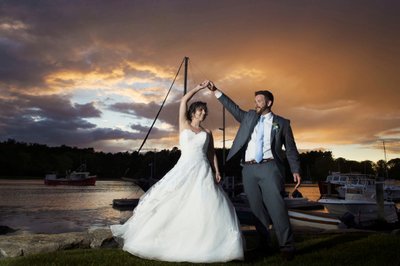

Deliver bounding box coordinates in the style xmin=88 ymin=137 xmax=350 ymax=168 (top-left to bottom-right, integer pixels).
xmin=187 ymin=101 xmax=208 ymax=121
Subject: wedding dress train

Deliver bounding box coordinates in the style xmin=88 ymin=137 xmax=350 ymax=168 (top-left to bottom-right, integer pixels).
xmin=110 ymin=129 xmax=244 ymax=262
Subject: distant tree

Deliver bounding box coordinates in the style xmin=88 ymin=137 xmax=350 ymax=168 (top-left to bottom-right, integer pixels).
xmin=374 ymin=160 xmax=388 ymax=178
xmin=387 ymin=158 xmax=400 ymax=180
xmin=300 ymin=151 xmax=334 ymax=182
xmin=334 ymin=157 xmax=348 ymax=173
xmin=359 ymin=160 xmax=375 ymax=175
xmin=0 ymin=139 xmax=399 ymax=182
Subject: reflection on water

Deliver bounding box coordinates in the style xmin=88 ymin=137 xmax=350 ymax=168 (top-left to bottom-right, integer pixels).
xmin=285 ymin=184 xmax=322 ymax=202
xmin=0 ymin=180 xmax=144 ymax=234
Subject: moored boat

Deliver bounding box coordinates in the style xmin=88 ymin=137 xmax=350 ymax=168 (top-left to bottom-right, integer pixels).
xmin=233 ymin=202 xmax=343 ymax=230
xmin=318 ymin=180 xmax=399 ymax=225
xmin=317 ymin=197 xmax=398 ymax=224
xmin=288 ymin=209 xmax=343 ymax=230
xmin=112 ymin=198 xmax=140 ymax=210
xmin=318 ymin=172 xmax=400 ymax=202
xmin=44 ymin=165 xmax=96 ymax=186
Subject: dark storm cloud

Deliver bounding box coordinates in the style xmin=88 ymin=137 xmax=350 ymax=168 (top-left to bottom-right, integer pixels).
xmin=0 ymin=93 xmax=101 ymax=143
xmin=130 ymin=123 xmax=174 ymax=139
xmin=109 ymin=100 xmax=180 ymax=128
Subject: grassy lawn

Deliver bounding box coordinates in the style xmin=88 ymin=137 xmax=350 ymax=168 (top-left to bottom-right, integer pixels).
xmin=1 ymin=231 xmax=400 ymax=266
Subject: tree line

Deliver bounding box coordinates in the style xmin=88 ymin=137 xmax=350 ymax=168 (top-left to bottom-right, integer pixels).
xmin=1 ymin=139 xmax=399 ymax=182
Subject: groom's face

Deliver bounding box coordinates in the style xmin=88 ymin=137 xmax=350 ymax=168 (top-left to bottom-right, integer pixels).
xmin=254 ymin=95 xmax=270 ymax=114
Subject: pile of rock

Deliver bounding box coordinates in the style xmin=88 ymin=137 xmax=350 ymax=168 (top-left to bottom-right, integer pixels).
xmin=0 ymin=227 xmax=118 ymax=259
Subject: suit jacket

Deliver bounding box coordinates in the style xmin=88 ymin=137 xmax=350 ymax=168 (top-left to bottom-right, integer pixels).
xmin=218 ymin=93 xmax=301 ymax=175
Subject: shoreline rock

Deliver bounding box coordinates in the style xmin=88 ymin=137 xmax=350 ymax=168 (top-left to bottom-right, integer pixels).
xmin=0 ymin=226 xmax=17 ymax=235
xmin=0 ymin=226 xmax=393 ymax=259
xmin=0 ymin=228 xmax=118 ymax=259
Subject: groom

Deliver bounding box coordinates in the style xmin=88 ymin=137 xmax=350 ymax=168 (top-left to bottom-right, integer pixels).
xmin=207 ymin=81 xmax=301 ymax=260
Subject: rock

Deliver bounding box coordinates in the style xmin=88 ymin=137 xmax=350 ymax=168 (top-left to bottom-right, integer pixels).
xmin=0 ymin=232 xmax=90 ymax=258
xmin=0 ymin=226 xmax=17 ymax=235
xmin=88 ymin=228 xmax=118 ymax=248
xmin=391 ymin=229 xmax=400 ymax=236
xmin=0 ymin=228 xmax=119 ymax=259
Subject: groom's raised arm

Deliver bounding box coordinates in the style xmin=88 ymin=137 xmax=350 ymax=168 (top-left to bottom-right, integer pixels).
xmin=208 ymin=83 xmax=246 ymax=123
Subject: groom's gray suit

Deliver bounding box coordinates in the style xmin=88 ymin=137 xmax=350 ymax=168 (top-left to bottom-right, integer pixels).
xmin=217 ymin=92 xmax=301 ymax=249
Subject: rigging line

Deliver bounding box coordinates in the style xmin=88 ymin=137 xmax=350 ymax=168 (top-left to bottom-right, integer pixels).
xmin=137 ymin=57 xmax=186 ymax=154
xmin=187 ymin=61 xmax=199 ymax=87
xmin=190 ymin=59 xmax=210 ymax=84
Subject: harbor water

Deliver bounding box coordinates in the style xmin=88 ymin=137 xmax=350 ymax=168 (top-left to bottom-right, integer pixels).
xmin=0 ymin=179 xmax=379 ymax=234
xmin=0 ymin=180 xmax=143 ymax=234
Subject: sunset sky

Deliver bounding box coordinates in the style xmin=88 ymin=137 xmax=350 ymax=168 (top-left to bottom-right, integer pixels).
xmin=0 ymin=0 xmax=399 ymax=162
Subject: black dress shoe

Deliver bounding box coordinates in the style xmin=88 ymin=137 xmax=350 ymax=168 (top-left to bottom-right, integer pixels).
xmin=244 ymin=245 xmax=273 ymax=261
xmin=280 ymin=246 xmax=296 ymax=261
xmin=255 ymin=245 xmax=272 ymax=255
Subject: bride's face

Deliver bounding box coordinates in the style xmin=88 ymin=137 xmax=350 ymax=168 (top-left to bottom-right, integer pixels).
xmin=192 ymin=107 xmax=208 ymax=122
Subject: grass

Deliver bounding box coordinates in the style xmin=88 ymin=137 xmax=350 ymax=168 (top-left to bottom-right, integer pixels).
xmin=1 ymin=231 xmax=400 ymax=266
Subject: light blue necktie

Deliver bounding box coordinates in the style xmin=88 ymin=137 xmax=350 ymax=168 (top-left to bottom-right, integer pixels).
xmin=255 ymin=116 xmax=265 ymax=163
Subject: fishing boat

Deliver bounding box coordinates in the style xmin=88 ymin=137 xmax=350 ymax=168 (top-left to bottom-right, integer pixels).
xmin=318 ymin=182 xmax=399 ymax=225
xmin=318 ymin=172 xmax=400 ymax=202
xmin=318 ymin=197 xmax=398 ymax=225
xmin=385 ymin=180 xmax=400 ymax=202
xmin=44 ymin=164 xmax=96 ymax=186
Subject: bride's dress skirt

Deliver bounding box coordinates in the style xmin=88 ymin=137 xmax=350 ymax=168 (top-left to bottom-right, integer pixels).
xmin=110 ymin=130 xmax=244 ymax=262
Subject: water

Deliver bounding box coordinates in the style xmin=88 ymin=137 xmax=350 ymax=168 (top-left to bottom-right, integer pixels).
xmin=2 ymin=180 xmax=394 ymax=234
xmin=0 ymin=180 xmax=144 ymax=234
xmin=285 ymin=184 xmax=322 ymax=202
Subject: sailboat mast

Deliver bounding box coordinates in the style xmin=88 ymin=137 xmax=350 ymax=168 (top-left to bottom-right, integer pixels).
xmin=184 ymin=57 xmax=189 ymax=95
xmin=383 ymin=140 xmax=388 ymax=179
xmin=383 ymin=140 xmax=388 ymax=162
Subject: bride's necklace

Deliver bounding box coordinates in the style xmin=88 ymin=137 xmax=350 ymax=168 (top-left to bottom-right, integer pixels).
xmin=190 ymin=124 xmax=203 ymax=133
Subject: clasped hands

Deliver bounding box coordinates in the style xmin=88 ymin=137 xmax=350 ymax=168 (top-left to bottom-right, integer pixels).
xmin=197 ymin=80 xmax=217 ymax=91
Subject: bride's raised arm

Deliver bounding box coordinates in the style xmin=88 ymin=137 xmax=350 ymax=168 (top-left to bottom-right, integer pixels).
xmin=179 ymin=81 xmax=209 ymax=131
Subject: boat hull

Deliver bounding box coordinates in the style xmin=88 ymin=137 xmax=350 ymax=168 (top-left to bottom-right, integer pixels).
xmin=318 ymin=198 xmax=399 ymax=224
xmin=112 ymin=198 xmax=140 ymax=210
xmin=234 ymin=203 xmax=342 ymax=230
xmin=288 ymin=210 xmax=342 ymax=230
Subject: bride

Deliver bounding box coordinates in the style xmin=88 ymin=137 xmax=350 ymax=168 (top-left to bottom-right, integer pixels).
xmin=110 ymin=81 xmax=244 ymax=262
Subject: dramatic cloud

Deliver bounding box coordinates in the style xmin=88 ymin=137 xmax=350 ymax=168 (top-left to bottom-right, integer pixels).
xmin=0 ymin=0 xmax=399 ymax=161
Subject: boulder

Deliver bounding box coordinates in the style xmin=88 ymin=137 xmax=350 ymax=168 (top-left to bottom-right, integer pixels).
xmin=391 ymin=229 xmax=400 ymax=236
xmin=88 ymin=227 xmax=118 ymax=248
xmin=0 ymin=228 xmax=116 ymax=259
xmin=0 ymin=226 xmax=17 ymax=235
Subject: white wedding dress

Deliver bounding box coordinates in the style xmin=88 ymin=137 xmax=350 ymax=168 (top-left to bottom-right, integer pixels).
xmin=110 ymin=129 xmax=244 ymax=262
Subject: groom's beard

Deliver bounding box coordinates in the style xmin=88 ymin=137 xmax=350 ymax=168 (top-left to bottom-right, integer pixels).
xmin=255 ymin=106 xmax=268 ymax=114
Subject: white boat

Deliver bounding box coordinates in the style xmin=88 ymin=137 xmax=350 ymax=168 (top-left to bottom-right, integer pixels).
xmin=44 ymin=164 xmax=96 ymax=186
xmin=234 ymin=203 xmax=343 ymax=230
xmin=318 ymin=183 xmax=399 ymax=225
xmin=318 ymin=172 xmax=400 ymax=202
xmin=232 ymin=192 xmax=323 ymax=210
xmin=288 ymin=209 xmax=343 ymax=230
xmin=335 ymin=177 xmax=376 ymax=199
xmin=318 ymin=198 xmax=398 ymax=225
xmin=384 ymin=180 xmax=400 ymax=202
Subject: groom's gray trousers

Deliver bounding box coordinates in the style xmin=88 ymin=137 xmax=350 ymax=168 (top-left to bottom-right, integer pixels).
xmin=242 ymin=160 xmax=294 ymax=248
